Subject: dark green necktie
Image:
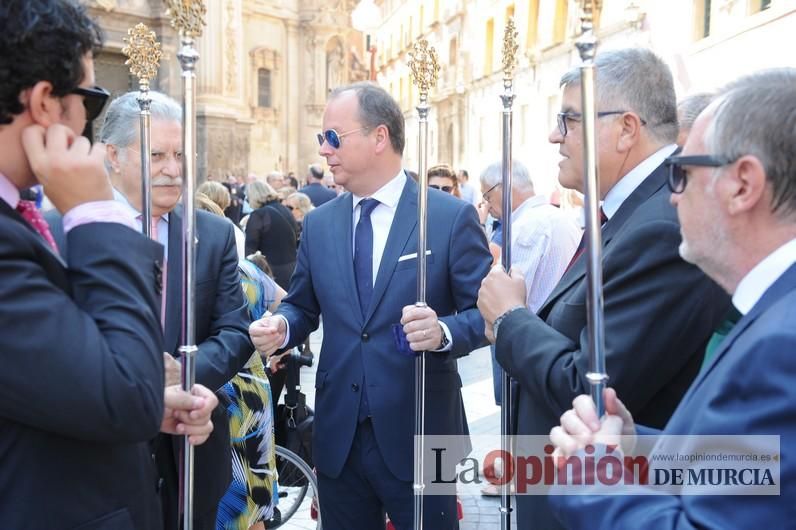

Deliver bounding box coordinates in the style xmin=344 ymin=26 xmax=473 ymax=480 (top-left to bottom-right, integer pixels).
xmin=701 ymin=306 xmax=743 ymax=370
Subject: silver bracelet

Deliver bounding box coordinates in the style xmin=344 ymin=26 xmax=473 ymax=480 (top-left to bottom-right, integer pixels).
xmin=493 ymin=305 xmax=526 ymax=341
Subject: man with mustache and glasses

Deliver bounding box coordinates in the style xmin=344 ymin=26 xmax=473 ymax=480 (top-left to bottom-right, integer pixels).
xmin=49 ymin=90 xmax=253 ymax=530
xmin=0 ymin=1 xmax=216 ymax=528
xmin=477 ymin=48 xmax=731 ymax=529
xmin=103 ymin=91 xmax=252 ymax=530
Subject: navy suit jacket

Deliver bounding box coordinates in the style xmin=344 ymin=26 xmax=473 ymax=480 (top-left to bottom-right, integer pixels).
xmin=551 ymin=262 xmax=796 ymax=529
xmin=49 ymin=207 xmax=253 ymax=528
xmin=495 ymin=162 xmax=730 ymax=528
xmin=277 ymin=176 xmax=491 ymax=481
xmin=0 ymin=201 xmax=166 ymax=529
xmin=300 ymin=181 xmax=337 ymax=207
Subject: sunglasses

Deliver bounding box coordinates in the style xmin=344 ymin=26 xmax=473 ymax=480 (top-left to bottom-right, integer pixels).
xmin=664 ymin=154 xmax=736 ymax=194
xmin=316 ymin=127 xmax=369 ymax=149
xmin=429 ymin=184 xmax=453 ymax=193
xmin=69 ymin=85 xmax=111 ymax=122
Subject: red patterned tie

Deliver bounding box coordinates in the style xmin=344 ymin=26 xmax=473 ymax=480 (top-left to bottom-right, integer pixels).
xmin=17 ymin=199 xmax=58 ymax=252
xmin=564 ymin=207 xmax=608 ymax=273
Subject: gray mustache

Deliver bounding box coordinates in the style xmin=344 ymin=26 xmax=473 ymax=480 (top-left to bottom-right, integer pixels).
xmin=152 ymin=177 xmax=182 ymax=187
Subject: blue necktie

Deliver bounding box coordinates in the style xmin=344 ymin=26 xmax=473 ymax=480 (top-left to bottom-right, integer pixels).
xmin=354 ymin=198 xmax=379 ymax=318
xmin=354 ymin=198 xmax=379 ymax=423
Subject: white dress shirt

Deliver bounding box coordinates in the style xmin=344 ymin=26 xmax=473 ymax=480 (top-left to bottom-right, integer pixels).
xmin=510 ymin=195 xmax=582 ymax=312
xmin=602 ymin=144 xmax=678 ymax=220
xmin=733 ymin=238 xmax=796 ymax=315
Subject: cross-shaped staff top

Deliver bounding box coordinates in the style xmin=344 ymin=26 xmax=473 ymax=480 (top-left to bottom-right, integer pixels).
xmin=164 ymin=0 xmax=207 ymax=38
xmin=122 ymin=23 xmax=162 ymax=88
xmin=407 ymin=39 xmax=440 ymax=98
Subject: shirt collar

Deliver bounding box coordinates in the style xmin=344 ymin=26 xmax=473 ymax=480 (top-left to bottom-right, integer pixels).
xmin=351 ymin=169 xmax=406 ymax=211
xmin=513 ymin=194 xmax=547 ymax=218
xmin=732 ymin=238 xmax=796 ymax=315
xmin=0 ymin=171 xmax=21 ymax=210
xmin=602 ymin=144 xmax=677 ymax=220
xmin=113 ymin=188 xmax=169 ymax=223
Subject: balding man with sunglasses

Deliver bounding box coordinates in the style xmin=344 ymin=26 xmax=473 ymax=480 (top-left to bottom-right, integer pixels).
xmin=250 ymin=81 xmax=491 ymax=529
xmin=477 ymin=48 xmax=731 ymax=529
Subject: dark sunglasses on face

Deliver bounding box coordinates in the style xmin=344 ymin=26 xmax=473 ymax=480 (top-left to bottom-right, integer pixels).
xmin=316 ymin=127 xmax=369 ymax=149
xmin=69 ymin=85 xmax=111 ymax=122
xmin=429 ymin=184 xmax=453 ymax=193
xmin=664 ymin=154 xmax=737 ymax=194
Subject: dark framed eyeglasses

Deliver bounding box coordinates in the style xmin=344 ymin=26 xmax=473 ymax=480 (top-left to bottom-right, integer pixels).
xmin=556 ymin=110 xmax=646 ymax=138
xmin=69 ymin=85 xmax=111 ymax=122
xmin=482 ymin=182 xmax=500 ymax=201
xmin=316 ymin=127 xmax=369 ymax=149
xmin=284 ymin=204 xmax=295 ymax=211
xmin=664 ymin=154 xmax=737 ymax=194
xmin=430 ymin=184 xmax=453 ymax=193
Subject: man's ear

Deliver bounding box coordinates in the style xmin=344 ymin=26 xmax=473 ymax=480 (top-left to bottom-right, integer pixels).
xmin=726 ymin=155 xmax=768 ymax=216
xmin=25 ymin=81 xmax=64 ymax=127
xmin=106 ymin=144 xmax=122 ymax=175
xmin=616 ymin=112 xmax=644 ymax=153
xmin=373 ymin=124 xmax=390 ymax=155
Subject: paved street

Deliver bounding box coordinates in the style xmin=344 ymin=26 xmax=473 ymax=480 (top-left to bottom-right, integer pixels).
xmin=279 ymin=322 xmax=517 ymax=529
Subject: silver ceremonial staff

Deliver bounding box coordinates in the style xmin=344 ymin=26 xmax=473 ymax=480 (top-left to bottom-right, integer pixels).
xmin=122 ymin=23 xmax=162 ymax=239
xmin=576 ymin=0 xmax=608 ymax=416
xmin=165 ymin=1 xmax=206 ymax=528
xmin=498 ymin=17 xmax=518 ymax=530
xmin=408 ymin=39 xmax=440 ymax=530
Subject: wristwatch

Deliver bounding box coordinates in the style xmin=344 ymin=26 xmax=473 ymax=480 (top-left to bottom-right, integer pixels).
xmin=437 ymin=324 xmax=450 ymax=350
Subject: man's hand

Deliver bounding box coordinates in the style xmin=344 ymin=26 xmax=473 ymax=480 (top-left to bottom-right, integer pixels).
xmin=267 ymin=350 xmax=291 ymax=374
xmin=249 ymin=313 xmax=287 ymax=356
xmin=163 ymin=353 xmax=181 ymax=387
xmin=477 ymin=264 xmax=526 ymax=326
xmin=21 ymin=124 xmax=113 ymax=213
xmin=161 ymin=384 xmax=218 ymax=446
xmin=401 ymin=305 xmax=443 ymax=351
xmin=549 ymin=388 xmax=636 ymax=459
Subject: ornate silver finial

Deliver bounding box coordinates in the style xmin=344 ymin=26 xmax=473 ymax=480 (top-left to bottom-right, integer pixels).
xmin=164 ymin=0 xmax=207 ymax=38
xmin=122 ymin=23 xmax=162 ymax=91
xmin=407 ymin=39 xmax=440 ymax=99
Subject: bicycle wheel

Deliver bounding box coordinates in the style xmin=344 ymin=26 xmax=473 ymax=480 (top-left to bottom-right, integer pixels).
xmin=267 ymin=445 xmax=321 ymax=529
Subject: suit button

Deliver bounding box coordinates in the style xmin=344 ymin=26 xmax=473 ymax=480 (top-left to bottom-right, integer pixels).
xmin=361 ymin=332 xmax=369 ymax=342
xmin=351 ymin=383 xmax=360 ymax=392
xmin=156 ymin=477 xmax=165 ymax=492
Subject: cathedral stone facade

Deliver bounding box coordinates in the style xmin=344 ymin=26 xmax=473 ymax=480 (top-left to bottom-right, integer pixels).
xmin=88 ymin=0 xmax=368 ymax=180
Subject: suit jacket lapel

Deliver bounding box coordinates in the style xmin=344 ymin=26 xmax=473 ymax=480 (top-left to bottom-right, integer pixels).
xmin=0 ymin=200 xmax=67 ymax=267
xmin=164 ymin=208 xmax=182 ymax=353
xmin=682 ymin=263 xmax=796 ymax=404
xmin=538 ymin=163 xmax=669 ymax=317
xmin=333 ymin=193 xmax=362 ymax=321
xmin=366 ymin=177 xmax=417 ymax=324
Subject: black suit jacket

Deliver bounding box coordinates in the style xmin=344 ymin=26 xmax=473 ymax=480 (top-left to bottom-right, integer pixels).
xmin=0 ymin=201 xmax=166 ymax=529
xmin=50 ymin=207 xmax=253 ymax=529
xmin=495 ymin=162 xmax=731 ymax=529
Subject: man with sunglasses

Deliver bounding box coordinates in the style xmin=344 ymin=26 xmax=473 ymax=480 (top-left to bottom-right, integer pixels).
xmin=250 ymin=81 xmax=491 ymax=529
xmin=0 ymin=1 xmax=218 ymax=528
xmin=548 ymin=67 xmax=796 ymax=530
xmin=477 ymin=48 xmax=730 ymax=529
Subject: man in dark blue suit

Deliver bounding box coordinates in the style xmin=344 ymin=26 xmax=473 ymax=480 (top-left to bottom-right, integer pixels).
xmin=477 ymin=48 xmax=729 ymax=529
xmin=0 ymin=1 xmax=215 ymax=528
xmin=250 ymin=82 xmax=491 ymax=529
xmin=300 ymin=162 xmax=337 ymax=206
xmin=548 ymin=68 xmax=796 ymax=529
